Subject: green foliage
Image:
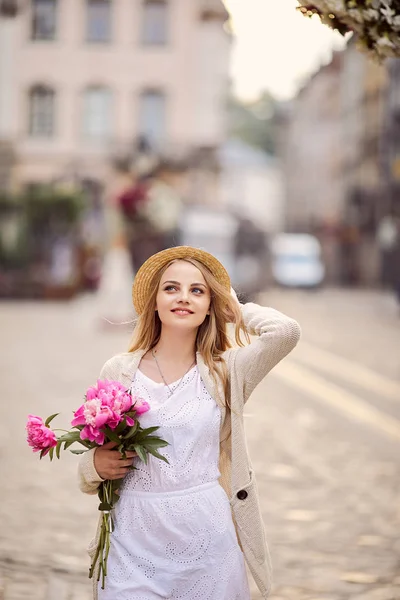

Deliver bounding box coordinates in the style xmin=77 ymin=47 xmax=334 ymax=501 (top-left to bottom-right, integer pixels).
xmin=45 ymin=413 xmax=60 ymax=428
xmin=227 ymin=92 xmax=277 ymax=155
xmin=0 ymin=194 xmax=30 ymax=268
xmin=0 ymin=185 xmax=84 ymax=269
xmin=24 ymin=184 xmax=84 ymax=230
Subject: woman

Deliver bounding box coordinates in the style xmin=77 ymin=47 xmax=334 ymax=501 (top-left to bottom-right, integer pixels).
xmin=78 ymin=246 xmax=301 ymax=600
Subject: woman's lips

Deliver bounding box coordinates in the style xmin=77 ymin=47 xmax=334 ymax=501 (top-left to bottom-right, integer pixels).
xmin=171 ymin=309 xmax=193 ymax=315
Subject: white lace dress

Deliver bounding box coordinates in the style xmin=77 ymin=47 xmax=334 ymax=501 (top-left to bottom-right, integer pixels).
xmin=98 ymin=366 xmax=251 ymax=600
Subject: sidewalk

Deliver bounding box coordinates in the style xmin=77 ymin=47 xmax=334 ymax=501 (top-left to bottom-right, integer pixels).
xmin=0 ymin=291 xmax=399 ymax=600
xmin=259 ymin=286 xmax=400 ymax=381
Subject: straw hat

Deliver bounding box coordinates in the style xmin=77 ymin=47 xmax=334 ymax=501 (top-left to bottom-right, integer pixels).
xmin=132 ymin=246 xmax=231 ymax=315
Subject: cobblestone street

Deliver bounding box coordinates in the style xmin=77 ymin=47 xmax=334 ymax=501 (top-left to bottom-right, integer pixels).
xmin=0 ymin=288 xmax=399 ymax=600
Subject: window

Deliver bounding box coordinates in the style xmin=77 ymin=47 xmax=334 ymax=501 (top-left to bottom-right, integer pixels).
xmin=142 ymin=0 xmax=168 ymax=46
xmin=31 ymin=0 xmax=57 ymax=41
xmin=29 ymin=85 xmax=55 ymax=137
xmin=138 ymin=90 xmax=166 ymax=147
xmin=86 ymin=0 xmax=111 ymax=43
xmin=82 ymin=86 xmax=112 ymax=140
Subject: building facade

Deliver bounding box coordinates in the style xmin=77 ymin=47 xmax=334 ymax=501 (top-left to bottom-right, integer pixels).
xmin=280 ymin=51 xmax=343 ymax=283
xmin=0 ymin=0 xmax=230 ymax=194
xmin=282 ymin=51 xmax=342 ymax=236
xmin=218 ymin=138 xmax=284 ymax=233
xmin=280 ymin=37 xmax=397 ymax=287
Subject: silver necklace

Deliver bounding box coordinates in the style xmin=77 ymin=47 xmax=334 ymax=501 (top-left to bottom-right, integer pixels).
xmin=151 ymin=349 xmax=196 ymax=397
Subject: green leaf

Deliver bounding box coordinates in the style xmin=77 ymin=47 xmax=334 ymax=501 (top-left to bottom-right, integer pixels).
xmin=115 ymin=419 xmax=127 ymax=435
xmin=134 ymin=445 xmax=148 ymax=464
xmin=45 ymin=413 xmax=59 ymax=428
xmin=98 ymin=502 xmax=112 ymax=511
xmin=98 ymin=485 xmax=104 ymax=504
xmin=146 ymin=447 xmax=169 ymax=463
xmin=69 ymin=449 xmax=87 ymax=455
xmin=56 ymin=441 xmax=62 ymax=460
xmin=124 ymin=443 xmax=135 ymax=452
xmin=49 ymin=447 xmax=54 ymax=461
xmin=123 ymin=422 xmax=139 ymax=441
xmin=141 ymin=438 xmax=169 ymax=448
xmin=140 ymin=426 xmax=160 ymax=435
xmin=57 ymin=431 xmax=81 ymax=444
xmin=132 ymin=426 xmax=160 ymax=441
xmin=79 ymin=439 xmax=93 ymax=449
xmin=112 ymin=478 xmax=124 ymax=491
xmin=39 ymin=449 xmax=46 ymax=460
xmin=104 ymin=427 xmax=121 ymax=445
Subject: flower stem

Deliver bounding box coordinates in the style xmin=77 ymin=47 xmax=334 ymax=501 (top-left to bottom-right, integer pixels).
xmin=96 ymin=526 xmax=104 ymax=582
xmin=89 ymin=479 xmax=118 ymax=589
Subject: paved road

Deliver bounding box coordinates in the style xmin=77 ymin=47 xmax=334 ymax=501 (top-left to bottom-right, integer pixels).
xmin=0 ymin=288 xmax=399 ymax=600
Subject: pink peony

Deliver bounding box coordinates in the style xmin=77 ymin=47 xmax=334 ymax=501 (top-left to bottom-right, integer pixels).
xmin=132 ymin=397 xmax=150 ymax=415
xmin=98 ymin=385 xmax=133 ymax=428
xmin=80 ymin=424 xmax=105 ymax=445
xmin=26 ymin=415 xmax=58 ymax=456
xmin=72 ymin=399 xmax=115 ymax=429
xmin=70 ymin=404 xmax=86 ymax=427
xmin=70 ymin=380 xmax=149 ymax=444
xmin=71 ymin=380 xmax=137 ymax=443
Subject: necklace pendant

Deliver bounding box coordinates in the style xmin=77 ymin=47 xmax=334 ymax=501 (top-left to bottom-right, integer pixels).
xmin=151 ymin=348 xmax=196 ymax=398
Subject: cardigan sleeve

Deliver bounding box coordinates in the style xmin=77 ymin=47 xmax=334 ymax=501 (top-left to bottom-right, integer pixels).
xmin=77 ymin=447 xmax=104 ymax=495
xmin=77 ymin=357 xmax=115 ymax=495
xmin=230 ymin=302 xmax=301 ymax=404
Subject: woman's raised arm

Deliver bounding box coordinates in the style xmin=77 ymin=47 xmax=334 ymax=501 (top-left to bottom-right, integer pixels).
xmin=230 ymin=301 xmax=301 ymax=404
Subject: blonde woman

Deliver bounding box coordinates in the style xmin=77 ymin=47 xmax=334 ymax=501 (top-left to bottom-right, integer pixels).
xmin=79 ymin=246 xmax=301 ymax=600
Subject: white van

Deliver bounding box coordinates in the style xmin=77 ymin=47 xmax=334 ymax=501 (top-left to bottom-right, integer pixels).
xmin=271 ymin=233 xmax=325 ymax=288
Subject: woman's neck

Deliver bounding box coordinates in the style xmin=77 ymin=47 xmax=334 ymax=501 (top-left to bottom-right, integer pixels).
xmin=154 ymin=328 xmax=197 ymax=365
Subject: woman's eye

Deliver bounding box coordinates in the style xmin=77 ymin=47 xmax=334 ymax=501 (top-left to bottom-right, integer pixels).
xmin=192 ymin=287 xmax=204 ymax=294
xmin=164 ymin=285 xmax=177 ymax=291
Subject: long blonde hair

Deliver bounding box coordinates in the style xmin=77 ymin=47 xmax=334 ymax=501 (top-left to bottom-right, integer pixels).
xmin=129 ymin=258 xmax=249 ymax=406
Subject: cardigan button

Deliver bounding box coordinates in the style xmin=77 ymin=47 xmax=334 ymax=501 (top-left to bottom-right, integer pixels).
xmin=236 ymin=489 xmax=248 ymax=500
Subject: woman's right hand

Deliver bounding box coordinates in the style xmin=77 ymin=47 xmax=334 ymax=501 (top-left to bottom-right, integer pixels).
xmin=94 ymin=441 xmax=137 ymax=480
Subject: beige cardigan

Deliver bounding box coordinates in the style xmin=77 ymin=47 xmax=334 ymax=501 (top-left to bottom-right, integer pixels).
xmin=78 ymin=302 xmax=301 ymax=599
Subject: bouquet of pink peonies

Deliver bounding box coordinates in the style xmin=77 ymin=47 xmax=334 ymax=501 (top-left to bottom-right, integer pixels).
xmin=26 ymin=379 xmax=168 ymax=589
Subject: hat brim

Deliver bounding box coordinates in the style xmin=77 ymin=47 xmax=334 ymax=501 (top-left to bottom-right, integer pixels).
xmin=132 ymin=246 xmax=231 ymax=315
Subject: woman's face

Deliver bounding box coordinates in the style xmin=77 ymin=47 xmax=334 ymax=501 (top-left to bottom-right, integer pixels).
xmin=156 ymin=260 xmax=211 ymax=330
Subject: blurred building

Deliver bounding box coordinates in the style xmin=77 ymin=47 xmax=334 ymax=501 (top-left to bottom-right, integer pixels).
xmin=339 ymin=39 xmax=388 ymax=286
xmin=280 ymin=37 xmax=397 ymax=287
xmin=379 ymin=58 xmax=400 ymax=289
xmin=382 ymin=59 xmax=400 ymax=218
xmin=218 ymin=138 xmax=284 ymax=233
xmin=282 ymin=52 xmax=342 ymax=234
xmin=0 ymin=0 xmax=230 ymax=198
xmin=280 ymin=51 xmax=342 ymax=283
